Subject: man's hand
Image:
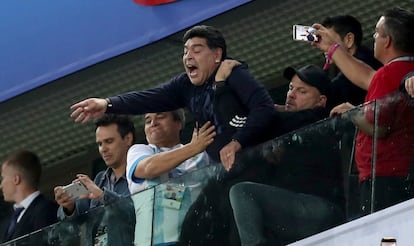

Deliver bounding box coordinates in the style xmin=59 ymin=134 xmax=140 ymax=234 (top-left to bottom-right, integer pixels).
xmin=311 ymin=23 xmax=340 ymax=52
xmin=190 ymin=121 xmax=216 ymax=153
xmin=220 ymin=140 xmax=242 ymax=171
xmin=70 ymin=98 xmax=108 ymax=123
xmin=75 ymin=174 xmax=104 ymax=200
xmin=215 ymin=59 xmax=241 ymax=81
xmin=54 ymin=186 xmax=76 ymax=215
xmin=330 ymin=102 xmax=355 ymax=117
xmin=406 ymin=76 xmax=414 ymax=97
xmin=274 ymin=104 xmax=287 ymax=112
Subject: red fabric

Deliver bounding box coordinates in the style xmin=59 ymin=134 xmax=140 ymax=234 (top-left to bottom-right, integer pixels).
xmin=133 ymin=0 xmax=176 ymax=6
xmin=355 ymin=61 xmax=414 ymax=182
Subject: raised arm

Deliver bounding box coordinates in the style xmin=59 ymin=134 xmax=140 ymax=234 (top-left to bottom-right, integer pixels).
xmin=312 ymin=23 xmax=377 ymax=90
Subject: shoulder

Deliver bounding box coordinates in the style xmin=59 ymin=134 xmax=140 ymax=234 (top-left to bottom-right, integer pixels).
xmin=229 ymin=63 xmax=250 ymax=76
xmin=127 ymin=144 xmax=155 ymax=166
xmin=169 ymin=72 xmax=192 ymax=85
xmin=30 ymin=194 xmax=58 ymax=211
xmin=127 ymin=144 xmax=155 ymax=158
xmin=227 ymin=62 xmax=262 ymax=89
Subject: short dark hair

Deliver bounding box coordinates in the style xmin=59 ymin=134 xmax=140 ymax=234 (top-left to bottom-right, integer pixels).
xmin=3 ymin=150 xmax=42 ymax=189
xmin=322 ymin=15 xmax=363 ymax=47
xmin=170 ymin=109 xmax=186 ymax=125
xmin=95 ymin=114 xmax=136 ymax=143
xmin=183 ymin=25 xmax=227 ymax=60
xmin=382 ymin=7 xmax=414 ymax=54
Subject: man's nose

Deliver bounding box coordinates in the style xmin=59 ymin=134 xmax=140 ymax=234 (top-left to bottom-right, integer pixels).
xmin=100 ymin=144 xmax=108 ymax=152
xmin=150 ymin=119 xmax=158 ymax=127
xmin=184 ymin=51 xmax=193 ymax=60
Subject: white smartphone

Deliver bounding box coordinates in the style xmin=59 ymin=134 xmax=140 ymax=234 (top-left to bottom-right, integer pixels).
xmin=292 ymin=24 xmax=318 ymax=42
xmin=62 ymin=182 xmax=89 ymax=199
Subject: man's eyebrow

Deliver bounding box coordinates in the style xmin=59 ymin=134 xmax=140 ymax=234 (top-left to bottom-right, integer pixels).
xmin=184 ymin=43 xmax=204 ymax=49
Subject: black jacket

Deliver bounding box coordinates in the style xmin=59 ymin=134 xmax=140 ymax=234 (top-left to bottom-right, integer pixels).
xmin=0 ymin=194 xmax=58 ymax=243
xmin=107 ymin=64 xmax=275 ymax=161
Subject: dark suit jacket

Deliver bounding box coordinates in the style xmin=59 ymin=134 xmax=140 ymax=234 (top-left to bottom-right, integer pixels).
xmin=0 ymin=194 xmax=58 ymax=243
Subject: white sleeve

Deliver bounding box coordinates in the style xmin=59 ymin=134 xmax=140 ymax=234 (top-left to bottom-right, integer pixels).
xmin=126 ymin=144 xmax=154 ymax=194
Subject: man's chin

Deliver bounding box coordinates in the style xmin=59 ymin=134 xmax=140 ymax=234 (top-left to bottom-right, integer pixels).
xmin=189 ymin=77 xmax=205 ymax=86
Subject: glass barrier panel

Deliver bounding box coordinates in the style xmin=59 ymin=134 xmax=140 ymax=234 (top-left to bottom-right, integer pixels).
xmin=7 ymin=92 xmax=414 ymax=245
xmin=367 ymin=91 xmax=414 ymax=214
xmin=178 ymin=111 xmax=358 ymax=245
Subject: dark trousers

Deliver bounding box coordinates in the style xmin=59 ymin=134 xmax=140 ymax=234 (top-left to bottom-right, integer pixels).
xmin=179 ymin=155 xmax=274 ymax=246
xmin=229 ymin=182 xmax=345 ymax=246
xmin=360 ymin=176 xmax=412 ymax=215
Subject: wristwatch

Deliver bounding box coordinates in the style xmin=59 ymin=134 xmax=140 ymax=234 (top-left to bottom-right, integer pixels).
xmin=104 ymin=98 xmax=113 ymax=110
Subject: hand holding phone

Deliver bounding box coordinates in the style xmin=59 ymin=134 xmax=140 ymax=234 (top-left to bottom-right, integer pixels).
xmin=293 ymin=24 xmax=319 ymax=42
xmin=62 ymin=181 xmax=89 ymax=199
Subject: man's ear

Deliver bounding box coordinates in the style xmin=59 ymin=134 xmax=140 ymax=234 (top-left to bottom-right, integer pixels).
xmin=124 ymin=132 xmax=134 ymax=147
xmin=214 ymin=48 xmax=223 ymax=63
xmin=384 ymin=35 xmax=392 ymax=49
xmin=14 ymin=174 xmax=21 ymax=185
xmin=318 ymin=95 xmax=327 ymax=108
xmin=344 ymin=32 xmax=355 ymax=50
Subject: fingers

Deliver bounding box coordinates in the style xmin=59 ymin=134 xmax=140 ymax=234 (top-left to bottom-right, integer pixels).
xmin=406 ymin=78 xmax=414 ymax=97
xmin=70 ymin=107 xmax=84 ymax=119
xmin=197 ymin=121 xmax=216 ymax=137
xmin=54 ymin=186 xmax=73 ymax=204
xmin=329 ymin=103 xmax=355 ymax=117
xmin=222 ymin=59 xmax=241 ymax=67
xmin=220 ymin=152 xmax=235 ymax=171
xmin=219 ymin=140 xmax=241 ymax=171
xmin=70 ymin=98 xmax=105 ymax=123
xmin=76 ymin=174 xmax=91 ymax=182
xmin=71 ymin=104 xmax=90 ymax=123
xmin=312 ymin=23 xmax=323 ymax=30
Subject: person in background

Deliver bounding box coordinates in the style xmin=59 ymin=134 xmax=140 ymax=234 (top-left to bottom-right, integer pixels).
xmin=54 ymin=114 xmax=135 ymax=245
xmin=321 ymin=15 xmax=382 ymax=109
xmin=127 ymin=109 xmax=214 ymax=245
xmin=0 ymin=150 xmax=58 ymax=243
xmin=230 ymin=65 xmax=345 ymax=245
xmin=314 ymin=7 xmax=414 ymax=214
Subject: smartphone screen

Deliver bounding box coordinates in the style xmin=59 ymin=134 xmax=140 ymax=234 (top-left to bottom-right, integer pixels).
xmin=293 ymin=25 xmax=318 ymax=42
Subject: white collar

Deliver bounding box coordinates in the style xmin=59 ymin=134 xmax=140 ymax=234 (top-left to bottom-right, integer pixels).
xmin=15 ymin=191 xmax=41 ymax=210
xmin=387 ymin=56 xmax=414 ymax=65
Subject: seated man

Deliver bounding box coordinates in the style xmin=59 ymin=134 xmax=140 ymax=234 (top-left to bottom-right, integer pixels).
xmin=54 ymin=114 xmax=135 ymax=245
xmin=127 ymin=109 xmax=215 ymax=245
xmin=229 ymin=65 xmax=345 ymax=245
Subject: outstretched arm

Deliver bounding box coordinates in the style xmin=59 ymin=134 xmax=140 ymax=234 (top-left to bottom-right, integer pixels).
xmin=70 ymin=98 xmax=108 ymax=123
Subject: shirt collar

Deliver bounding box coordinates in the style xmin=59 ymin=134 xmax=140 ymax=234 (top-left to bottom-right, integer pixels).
xmin=15 ymin=191 xmax=40 ymax=209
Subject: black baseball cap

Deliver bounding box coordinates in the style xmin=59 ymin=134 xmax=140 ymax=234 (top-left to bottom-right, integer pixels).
xmin=283 ymin=65 xmax=331 ymax=96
